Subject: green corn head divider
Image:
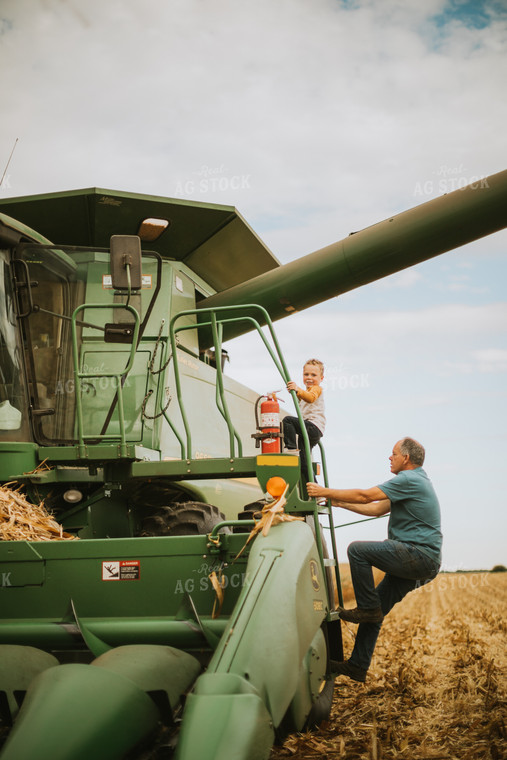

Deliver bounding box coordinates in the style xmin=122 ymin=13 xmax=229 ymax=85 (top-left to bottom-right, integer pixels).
xmin=0 ymin=171 xmax=506 ymax=759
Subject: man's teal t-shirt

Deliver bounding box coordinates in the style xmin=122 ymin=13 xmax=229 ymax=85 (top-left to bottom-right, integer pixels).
xmin=377 ymin=467 xmax=442 ymax=563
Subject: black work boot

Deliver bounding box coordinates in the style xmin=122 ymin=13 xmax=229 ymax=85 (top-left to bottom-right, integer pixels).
xmin=339 ymin=606 xmax=384 ymax=624
xmin=329 ymin=659 xmax=367 ymax=683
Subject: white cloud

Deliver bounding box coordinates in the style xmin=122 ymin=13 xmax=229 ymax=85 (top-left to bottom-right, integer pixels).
xmin=2 ymin=0 xmax=506 ymax=220
xmin=467 ymin=348 xmax=507 ymax=373
xmin=224 ymin=302 xmax=507 ymax=391
xmin=374 ymin=269 xmax=424 ymax=290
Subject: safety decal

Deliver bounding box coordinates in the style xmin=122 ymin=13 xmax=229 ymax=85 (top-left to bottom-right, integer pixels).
xmin=309 ymin=559 xmax=320 ymax=591
xmin=102 ymin=275 xmax=152 ymax=289
xmin=102 ymin=560 xmax=140 ymax=581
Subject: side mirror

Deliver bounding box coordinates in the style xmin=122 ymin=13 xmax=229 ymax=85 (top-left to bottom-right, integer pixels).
xmin=110 ymin=235 xmax=142 ymax=290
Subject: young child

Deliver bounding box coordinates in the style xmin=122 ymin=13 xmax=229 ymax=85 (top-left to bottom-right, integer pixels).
xmin=283 ymin=358 xmax=325 ymax=479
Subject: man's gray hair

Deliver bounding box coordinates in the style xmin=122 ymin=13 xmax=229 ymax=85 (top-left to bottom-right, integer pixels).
xmin=399 ymin=437 xmax=425 ymax=466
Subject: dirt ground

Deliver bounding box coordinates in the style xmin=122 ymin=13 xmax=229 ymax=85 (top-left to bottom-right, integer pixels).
xmin=271 ymin=571 xmax=507 ymax=760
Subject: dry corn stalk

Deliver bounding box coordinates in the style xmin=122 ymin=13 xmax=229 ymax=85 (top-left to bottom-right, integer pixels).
xmin=0 ymin=485 xmax=78 ymax=541
xmin=22 ymin=458 xmax=52 ymax=475
xmin=209 ymin=570 xmax=226 ymax=619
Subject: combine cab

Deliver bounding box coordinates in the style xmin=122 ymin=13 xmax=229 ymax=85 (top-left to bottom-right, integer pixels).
xmin=0 ymin=173 xmax=506 ymax=759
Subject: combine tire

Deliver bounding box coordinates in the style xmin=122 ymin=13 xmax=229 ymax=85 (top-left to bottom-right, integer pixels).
xmin=234 ymin=498 xmax=267 ymax=531
xmin=139 ymin=502 xmax=230 ymax=537
xmin=129 ymin=478 xmax=181 ymax=511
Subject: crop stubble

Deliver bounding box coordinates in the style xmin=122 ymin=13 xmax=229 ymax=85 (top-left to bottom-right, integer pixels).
xmin=271 ymin=570 xmax=506 ymax=759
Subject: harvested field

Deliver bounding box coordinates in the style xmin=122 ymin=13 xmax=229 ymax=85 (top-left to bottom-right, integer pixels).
xmin=271 ymin=569 xmax=507 ymax=760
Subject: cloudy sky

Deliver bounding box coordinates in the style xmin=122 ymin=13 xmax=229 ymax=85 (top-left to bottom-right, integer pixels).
xmin=1 ymin=0 xmax=506 ymax=569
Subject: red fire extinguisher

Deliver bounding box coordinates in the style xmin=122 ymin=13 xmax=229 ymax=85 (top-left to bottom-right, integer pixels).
xmin=252 ymin=393 xmax=282 ymax=453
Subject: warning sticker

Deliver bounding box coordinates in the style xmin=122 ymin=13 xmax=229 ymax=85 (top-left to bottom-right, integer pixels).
xmin=102 ymin=560 xmax=140 ymax=581
xmin=309 ymin=559 xmax=320 ymax=591
xmin=102 ymin=275 xmax=152 ymax=289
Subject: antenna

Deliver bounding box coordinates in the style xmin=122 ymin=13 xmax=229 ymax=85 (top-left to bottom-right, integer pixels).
xmin=1 ymin=138 xmax=18 ymax=189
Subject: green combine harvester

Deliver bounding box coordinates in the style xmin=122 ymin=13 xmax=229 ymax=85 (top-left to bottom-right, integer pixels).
xmin=0 ymin=170 xmax=505 ymax=759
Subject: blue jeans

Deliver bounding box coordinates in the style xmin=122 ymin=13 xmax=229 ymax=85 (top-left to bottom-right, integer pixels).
xmin=346 ymin=539 xmax=440 ymax=671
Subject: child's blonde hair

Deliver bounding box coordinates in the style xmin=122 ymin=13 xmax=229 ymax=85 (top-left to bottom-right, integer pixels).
xmin=304 ymin=358 xmax=324 ymax=376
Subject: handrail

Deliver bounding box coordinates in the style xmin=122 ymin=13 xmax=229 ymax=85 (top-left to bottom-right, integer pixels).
xmin=71 ymin=303 xmax=140 ymax=457
xmin=168 ymin=304 xmax=342 ymax=610
xmin=168 ymin=304 xmax=314 ymax=475
xmin=210 ymin=313 xmax=243 ymax=457
xmin=316 ymin=440 xmax=344 ymax=607
xmin=334 ymin=513 xmax=389 ymax=529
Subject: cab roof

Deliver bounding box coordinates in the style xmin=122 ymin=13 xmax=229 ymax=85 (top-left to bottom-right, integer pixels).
xmin=0 ymin=187 xmax=279 ymax=292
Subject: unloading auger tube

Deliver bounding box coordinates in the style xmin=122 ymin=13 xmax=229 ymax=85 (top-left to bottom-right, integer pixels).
xmin=196 ymin=169 xmax=507 ymax=344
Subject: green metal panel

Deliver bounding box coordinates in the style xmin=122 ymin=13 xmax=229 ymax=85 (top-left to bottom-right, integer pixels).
xmin=91 ymin=644 xmax=201 ymax=700
xmin=175 ymin=521 xmax=331 ymax=760
xmin=0 ymin=444 xmax=38 ymax=480
xmin=206 ymin=522 xmax=328 ymax=713
xmin=34 ymin=443 xmax=143 ymax=461
xmin=283 ymin=627 xmax=328 ymax=730
xmin=175 ymin=685 xmax=275 ymax=760
xmin=170 ymin=269 xmax=200 ymax=354
xmin=0 ymin=645 xmax=58 ymax=722
xmin=131 ymin=456 xmax=259 ymax=479
xmin=0 ymin=533 xmax=250 ymax=648
xmin=0 ymin=188 xmax=280 ymax=292
xmin=0 ymin=663 xmax=159 ymax=760
xmin=0 ymin=542 xmax=44 ymax=587
xmin=77 ymin=349 xmax=149 ymax=441
xmin=0 ymin=619 xmax=230 ymax=651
